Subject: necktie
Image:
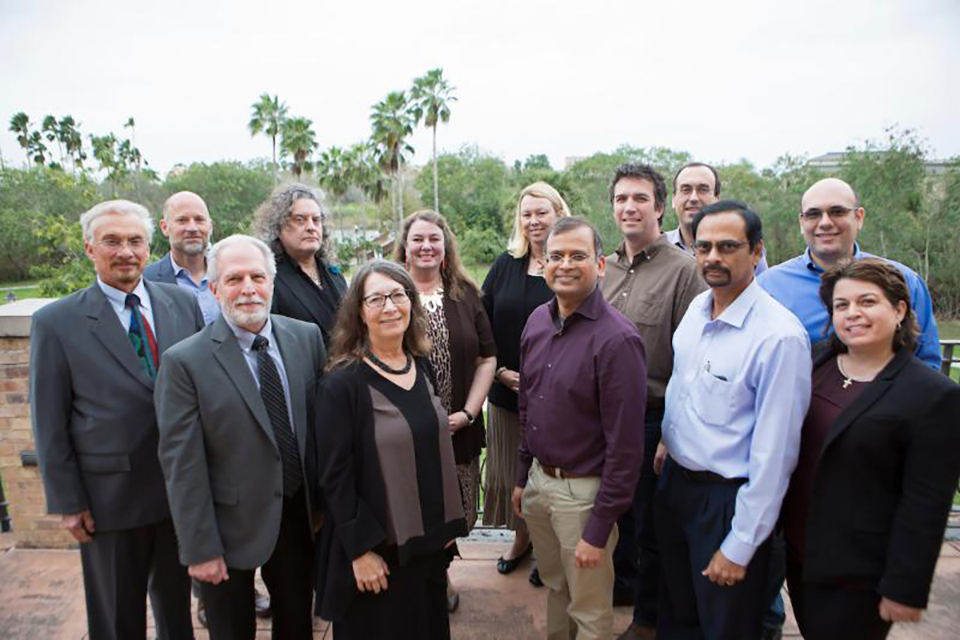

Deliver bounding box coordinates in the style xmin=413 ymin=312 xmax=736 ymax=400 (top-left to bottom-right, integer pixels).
xmin=252 ymin=335 xmax=302 ymax=497
xmin=125 ymin=293 xmax=158 ymax=378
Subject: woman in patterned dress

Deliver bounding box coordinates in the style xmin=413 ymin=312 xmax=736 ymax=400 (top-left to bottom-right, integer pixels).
xmin=395 ymin=210 xmax=497 ymax=611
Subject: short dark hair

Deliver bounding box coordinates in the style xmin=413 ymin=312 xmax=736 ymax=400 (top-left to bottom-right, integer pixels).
xmin=673 ymin=162 xmax=721 ymax=197
xmin=547 ymin=216 xmax=603 ymax=257
xmin=609 ymin=163 xmax=667 ymax=211
xmin=818 ymin=258 xmax=918 ymax=352
xmin=691 ymin=200 xmax=763 ymax=249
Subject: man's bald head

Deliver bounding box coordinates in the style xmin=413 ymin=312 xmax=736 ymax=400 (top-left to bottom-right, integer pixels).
xmin=799 ymin=178 xmax=865 ymax=267
xmin=160 ymin=191 xmax=213 ymax=257
xmin=801 ymin=178 xmax=859 ymax=213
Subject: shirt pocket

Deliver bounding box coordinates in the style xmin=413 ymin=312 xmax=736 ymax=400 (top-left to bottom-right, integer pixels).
xmin=689 ymin=370 xmax=747 ymax=428
xmin=631 ymin=293 xmax=665 ymax=328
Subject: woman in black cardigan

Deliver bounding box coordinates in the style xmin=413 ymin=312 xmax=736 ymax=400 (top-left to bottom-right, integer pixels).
xmin=315 ymin=260 xmax=467 ymax=639
xmin=252 ymin=183 xmax=347 ymax=347
xmin=780 ymin=258 xmax=960 ymax=640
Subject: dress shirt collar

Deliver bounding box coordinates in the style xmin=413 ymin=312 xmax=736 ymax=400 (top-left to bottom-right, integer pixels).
xmin=803 ymin=243 xmax=863 ymax=273
xmin=225 ymin=316 xmax=274 ymax=354
xmin=613 ymin=233 xmax=670 ymax=267
xmin=700 ymin=279 xmax=761 ymax=329
xmin=548 ymin=284 xmax=603 ymax=326
xmin=169 ymin=253 xmax=209 ymax=284
xmin=97 ymin=276 xmax=151 ymax=312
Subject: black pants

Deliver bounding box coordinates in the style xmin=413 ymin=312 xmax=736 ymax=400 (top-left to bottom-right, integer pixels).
xmin=655 ymin=459 xmax=772 ymax=640
xmin=200 ymin=491 xmax=314 ymax=640
xmin=79 ymin=518 xmax=193 ymax=640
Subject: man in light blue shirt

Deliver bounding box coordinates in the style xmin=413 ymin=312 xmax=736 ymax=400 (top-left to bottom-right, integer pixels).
xmin=145 ymin=191 xmax=220 ymax=325
xmin=758 ymin=177 xmax=940 ymax=369
xmin=657 ymin=201 xmax=811 ymax=640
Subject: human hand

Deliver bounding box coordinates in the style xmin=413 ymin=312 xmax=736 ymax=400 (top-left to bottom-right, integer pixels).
xmin=352 ymin=551 xmax=390 ymax=594
xmin=512 ymin=486 xmax=525 ymax=520
xmin=879 ymin=597 xmax=922 ymax=623
xmin=701 ymin=550 xmax=746 ymax=586
xmin=62 ymin=510 xmax=95 ymax=543
xmin=448 ymin=411 xmax=471 ymax=434
xmin=574 ymin=538 xmax=604 ymax=569
xmin=499 ymin=369 xmax=520 ymax=393
xmin=189 ymin=557 xmax=229 ymax=584
xmin=653 ymin=441 xmax=669 ymax=475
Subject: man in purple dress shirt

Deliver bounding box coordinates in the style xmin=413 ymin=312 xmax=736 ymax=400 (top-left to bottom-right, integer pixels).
xmin=512 ymin=217 xmax=648 ymax=640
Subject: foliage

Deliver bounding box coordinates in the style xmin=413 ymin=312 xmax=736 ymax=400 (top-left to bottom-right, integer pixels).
xmin=249 ymin=94 xmax=288 ymax=178
xmin=31 ymin=214 xmax=96 ymax=296
xmin=280 ymin=117 xmax=318 ymax=179
xmin=460 ymin=227 xmax=505 ymax=265
xmin=370 ymin=90 xmax=417 ymax=225
xmin=410 ymin=68 xmax=456 ymax=212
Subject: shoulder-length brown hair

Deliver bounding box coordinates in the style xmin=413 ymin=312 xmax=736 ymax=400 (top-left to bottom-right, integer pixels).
xmin=393 ymin=209 xmax=478 ymax=301
xmin=819 ymin=257 xmax=919 ymax=353
xmin=327 ymin=260 xmax=431 ymax=370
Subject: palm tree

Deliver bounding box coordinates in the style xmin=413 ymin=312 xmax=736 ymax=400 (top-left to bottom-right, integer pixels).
xmin=9 ymin=112 xmax=31 ymax=167
xmin=370 ymin=91 xmax=416 ymax=230
xmin=317 ymin=146 xmax=351 ymax=234
xmin=123 ymin=117 xmax=141 ymax=170
xmin=248 ymin=93 xmax=288 ymax=181
xmin=59 ymin=116 xmax=86 ymax=173
xmin=410 ymin=68 xmax=456 ymax=212
xmin=280 ymin=117 xmax=317 ymax=179
xmin=42 ymin=116 xmax=65 ymax=168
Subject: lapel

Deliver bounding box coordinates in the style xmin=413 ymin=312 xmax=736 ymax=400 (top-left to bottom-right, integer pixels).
xmin=210 ymin=317 xmax=277 ymax=449
xmin=272 ymin=316 xmax=309 ymax=457
xmin=820 ymin=349 xmax=912 ymax=452
xmin=83 ymin=283 xmax=154 ymax=390
xmin=277 ymin=256 xmax=325 ymax=327
xmin=145 ymin=280 xmax=175 ymax=356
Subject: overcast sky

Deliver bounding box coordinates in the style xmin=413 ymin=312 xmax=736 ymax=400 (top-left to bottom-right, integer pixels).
xmin=2 ymin=0 xmax=958 ymax=176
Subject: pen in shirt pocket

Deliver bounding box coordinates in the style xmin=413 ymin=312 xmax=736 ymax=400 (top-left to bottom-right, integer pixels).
xmin=704 ymin=359 xmax=728 ymax=382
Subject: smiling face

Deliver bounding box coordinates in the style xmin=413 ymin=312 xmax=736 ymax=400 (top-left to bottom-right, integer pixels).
xmin=161 ymin=192 xmax=212 ymax=257
xmin=694 ymin=211 xmax=761 ymax=295
xmin=800 ymin=179 xmax=864 ymax=265
xmin=279 ymin=198 xmax=323 ymax=261
xmin=544 ymin=226 xmax=605 ymax=308
xmin=404 ymin=218 xmax=445 ymax=273
xmin=831 ymin=278 xmax=906 ymax=354
xmin=211 ymin=242 xmax=274 ymax=332
xmin=613 ymin=176 xmax=663 ymax=246
xmin=361 ymin=271 xmax=412 ymax=346
xmin=84 ymin=212 xmax=151 ymax=292
xmin=519 ymin=195 xmax=559 ymax=249
xmin=672 ymin=165 xmax=719 ymax=229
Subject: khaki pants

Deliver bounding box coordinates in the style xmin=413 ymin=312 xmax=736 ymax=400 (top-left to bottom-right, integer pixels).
xmin=522 ymin=461 xmax=618 ymax=640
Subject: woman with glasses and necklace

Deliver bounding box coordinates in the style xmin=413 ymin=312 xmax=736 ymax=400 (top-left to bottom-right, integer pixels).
xmin=779 ymin=258 xmax=960 ymax=640
xmin=481 ymin=182 xmax=570 ymax=585
xmin=252 ymin=183 xmax=347 ymax=348
xmin=395 ymin=210 xmax=497 ymax=612
xmin=314 ymin=260 xmax=467 ymax=640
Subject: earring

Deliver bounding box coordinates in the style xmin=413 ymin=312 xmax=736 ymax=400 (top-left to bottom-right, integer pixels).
xmin=441 ymin=258 xmax=446 ymax=271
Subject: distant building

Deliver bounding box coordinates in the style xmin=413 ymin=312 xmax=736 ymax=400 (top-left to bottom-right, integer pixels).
xmin=807 ymin=152 xmax=955 ymax=175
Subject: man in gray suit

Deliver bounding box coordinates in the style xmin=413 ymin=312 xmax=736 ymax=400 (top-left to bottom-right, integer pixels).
xmin=156 ymin=234 xmax=325 ymax=640
xmin=30 ymin=200 xmax=204 ymax=640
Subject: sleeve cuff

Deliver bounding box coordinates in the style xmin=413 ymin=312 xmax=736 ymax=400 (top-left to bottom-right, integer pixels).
xmin=582 ymin=515 xmax=614 ymax=549
xmin=720 ymin=532 xmax=758 ymax=567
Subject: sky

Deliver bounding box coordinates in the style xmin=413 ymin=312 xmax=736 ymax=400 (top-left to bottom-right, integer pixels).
xmin=1 ymin=0 xmax=958 ymax=177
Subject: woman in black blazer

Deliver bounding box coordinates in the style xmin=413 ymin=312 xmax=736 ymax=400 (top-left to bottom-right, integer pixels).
xmin=252 ymin=183 xmax=347 ymax=347
xmin=780 ymin=258 xmax=960 ymax=640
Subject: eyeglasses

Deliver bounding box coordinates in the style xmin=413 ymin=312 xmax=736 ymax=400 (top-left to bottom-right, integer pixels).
xmin=546 ymin=252 xmax=592 ymax=265
xmin=97 ymin=237 xmax=148 ymax=251
xmin=692 ymin=240 xmax=749 ymax=255
xmin=363 ymin=290 xmax=411 ymax=309
xmin=800 ymin=206 xmax=856 ymax=222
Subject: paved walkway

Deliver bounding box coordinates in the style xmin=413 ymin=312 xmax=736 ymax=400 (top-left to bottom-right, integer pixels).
xmin=1 ymin=530 xmax=958 ymax=639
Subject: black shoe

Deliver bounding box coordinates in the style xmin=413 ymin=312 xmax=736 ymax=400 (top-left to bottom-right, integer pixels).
xmin=497 ymin=544 xmax=533 ymax=575
xmin=529 ymin=564 xmax=544 ymax=588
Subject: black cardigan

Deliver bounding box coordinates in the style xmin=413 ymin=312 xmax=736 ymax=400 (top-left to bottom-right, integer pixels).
xmin=271 ymin=252 xmax=347 ymax=348
xmin=799 ymin=344 xmax=960 ymax=608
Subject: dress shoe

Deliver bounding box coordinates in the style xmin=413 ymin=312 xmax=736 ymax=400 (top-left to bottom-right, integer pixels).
xmin=447 ymin=592 xmax=460 ymax=613
xmin=529 ymin=564 xmax=544 ymax=587
xmin=615 ymin=622 xmax=656 ymax=640
xmin=497 ymin=543 xmax=533 ymax=575
xmin=254 ymin=587 xmax=271 ymax=618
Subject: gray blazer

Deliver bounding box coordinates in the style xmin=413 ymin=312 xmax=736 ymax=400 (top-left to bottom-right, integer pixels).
xmin=155 ymin=314 xmax=326 ymax=569
xmin=29 ymin=280 xmax=205 ymax=532
xmin=143 ymin=253 xmax=178 ymax=285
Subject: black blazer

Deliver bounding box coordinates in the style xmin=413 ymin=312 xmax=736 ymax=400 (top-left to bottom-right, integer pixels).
xmin=271 ymin=252 xmax=347 ymax=347
xmin=802 ymin=345 xmax=960 ymax=608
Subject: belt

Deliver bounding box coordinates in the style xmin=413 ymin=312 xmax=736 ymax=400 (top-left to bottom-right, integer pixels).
xmin=538 ymin=462 xmax=595 ymax=480
xmin=677 ymin=462 xmax=747 ymax=485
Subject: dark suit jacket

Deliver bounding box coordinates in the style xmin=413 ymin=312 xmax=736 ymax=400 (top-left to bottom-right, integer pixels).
xmin=143 ymin=253 xmax=178 ymax=285
xmin=802 ymin=345 xmax=960 ymax=608
xmin=155 ymin=314 xmax=326 ymax=569
xmin=271 ymin=252 xmax=347 ymax=347
xmin=29 ymin=280 xmax=204 ymax=532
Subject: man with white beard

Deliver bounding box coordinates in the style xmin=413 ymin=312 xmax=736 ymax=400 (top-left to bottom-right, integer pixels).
xmin=155 ymin=235 xmax=326 ymax=640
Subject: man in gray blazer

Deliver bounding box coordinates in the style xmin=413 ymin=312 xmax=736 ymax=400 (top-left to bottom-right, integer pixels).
xmin=156 ymin=234 xmax=325 ymax=640
xmin=30 ymin=200 xmax=204 ymax=640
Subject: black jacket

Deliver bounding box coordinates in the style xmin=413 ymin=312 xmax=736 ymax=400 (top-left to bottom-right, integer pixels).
xmin=271 ymin=252 xmax=347 ymax=348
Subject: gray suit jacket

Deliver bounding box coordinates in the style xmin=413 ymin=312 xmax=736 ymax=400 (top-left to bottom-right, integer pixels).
xmin=29 ymin=280 xmax=205 ymax=532
xmin=143 ymin=253 xmax=178 ymax=285
xmin=155 ymin=314 xmax=326 ymax=569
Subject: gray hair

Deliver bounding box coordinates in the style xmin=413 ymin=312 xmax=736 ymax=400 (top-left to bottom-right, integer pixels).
xmin=250 ymin=182 xmax=332 ymax=260
xmin=207 ymin=234 xmax=277 ymax=283
xmin=80 ymin=200 xmax=155 ymax=243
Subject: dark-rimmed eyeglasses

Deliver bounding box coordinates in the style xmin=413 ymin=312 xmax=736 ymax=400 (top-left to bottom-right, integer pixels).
xmin=692 ymin=240 xmax=749 ymax=256
xmin=800 ymin=206 xmax=856 ymax=222
xmin=363 ymin=291 xmax=411 ymax=309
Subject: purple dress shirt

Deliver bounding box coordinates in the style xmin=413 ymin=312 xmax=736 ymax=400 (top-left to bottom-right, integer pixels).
xmin=517 ymin=286 xmax=648 ymax=547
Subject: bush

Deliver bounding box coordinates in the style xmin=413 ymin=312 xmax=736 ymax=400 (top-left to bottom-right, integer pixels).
xmin=460 ymin=227 xmax=505 ymax=265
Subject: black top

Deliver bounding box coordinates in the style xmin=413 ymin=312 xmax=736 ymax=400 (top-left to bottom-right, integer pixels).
xmin=271 ymin=251 xmax=347 ymax=348
xmin=481 ymin=251 xmax=553 ymax=412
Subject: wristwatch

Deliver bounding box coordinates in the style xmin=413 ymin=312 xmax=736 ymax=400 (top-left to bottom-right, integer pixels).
xmin=462 ymin=409 xmax=476 ymax=424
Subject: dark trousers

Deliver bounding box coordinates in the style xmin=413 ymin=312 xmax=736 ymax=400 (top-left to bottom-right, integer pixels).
xmin=761 ymin=533 xmax=787 ymax=630
xmin=655 ymin=459 xmax=772 ymax=640
xmin=78 ymin=517 xmax=193 ymax=640
xmin=200 ymin=490 xmax=314 ymax=640
xmin=785 ymin=552 xmax=891 ymax=640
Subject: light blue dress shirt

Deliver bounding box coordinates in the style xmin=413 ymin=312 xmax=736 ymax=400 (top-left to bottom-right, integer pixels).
xmin=662 ymin=280 xmax=812 ymax=566
xmin=97 ymin=277 xmax=156 ymax=332
xmin=169 ymin=254 xmax=220 ymax=326
xmin=757 ymin=246 xmax=941 ymax=369
xmin=226 ymin=317 xmax=296 ymax=433
xmin=665 ymin=227 xmax=768 ymax=275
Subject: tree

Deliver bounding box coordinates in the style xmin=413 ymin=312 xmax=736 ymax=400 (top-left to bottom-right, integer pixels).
xmin=370 ymin=90 xmax=416 ymax=229
xmin=316 ymin=146 xmax=352 ymax=234
xmin=124 ymin=117 xmax=141 ymax=170
xmin=248 ymin=93 xmax=288 ymax=181
xmin=410 ymin=68 xmax=456 ymax=212
xmin=280 ymin=117 xmax=317 ymax=179
xmin=60 ymin=116 xmax=86 ymax=172
xmin=42 ymin=115 xmax=66 ymax=168
xmin=8 ymin=112 xmax=31 ymax=167
xmin=345 ymin=141 xmax=387 ymax=230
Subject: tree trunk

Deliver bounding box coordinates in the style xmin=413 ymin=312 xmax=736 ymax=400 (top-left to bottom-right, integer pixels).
xmin=432 ymin=125 xmax=439 ymax=212
xmin=271 ymin=136 xmax=278 ymax=183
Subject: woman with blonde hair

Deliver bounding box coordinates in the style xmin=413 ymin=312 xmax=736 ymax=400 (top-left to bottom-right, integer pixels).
xmin=481 ymin=182 xmax=571 ymax=584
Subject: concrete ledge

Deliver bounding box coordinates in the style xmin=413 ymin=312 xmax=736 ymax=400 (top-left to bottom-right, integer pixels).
xmin=0 ymin=299 xmax=56 ymax=337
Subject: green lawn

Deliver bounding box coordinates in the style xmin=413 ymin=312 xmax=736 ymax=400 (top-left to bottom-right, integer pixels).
xmin=0 ymin=280 xmax=41 ymax=302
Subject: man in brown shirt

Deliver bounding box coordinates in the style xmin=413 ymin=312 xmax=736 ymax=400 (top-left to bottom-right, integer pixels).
xmin=601 ymin=163 xmax=706 ymax=640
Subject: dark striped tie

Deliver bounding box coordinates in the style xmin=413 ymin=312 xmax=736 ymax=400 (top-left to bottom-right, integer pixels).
xmin=252 ymin=335 xmax=302 ymax=497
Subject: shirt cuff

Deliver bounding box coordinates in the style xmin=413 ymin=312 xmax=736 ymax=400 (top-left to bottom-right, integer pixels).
xmin=719 ymin=531 xmax=759 ymax=567
xmin=581 ymin=515 xmax=613 ymax=549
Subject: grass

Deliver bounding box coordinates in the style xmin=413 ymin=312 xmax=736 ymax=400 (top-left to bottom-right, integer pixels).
xmin=0 ymin=280 xmax=41 ymax=303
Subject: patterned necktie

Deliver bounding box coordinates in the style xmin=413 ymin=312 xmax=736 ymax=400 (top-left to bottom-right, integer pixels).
xmin=252 ymin=335 xmax=302 ymax=497
xmin=125 ymin=293 xmax=158 ymax=378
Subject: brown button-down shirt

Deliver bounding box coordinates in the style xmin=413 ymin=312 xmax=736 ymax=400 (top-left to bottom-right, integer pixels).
xmin=601 ymin=234 xmax=706 ymax=404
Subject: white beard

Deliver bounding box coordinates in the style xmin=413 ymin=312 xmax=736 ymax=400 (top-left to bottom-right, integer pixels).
xmin=221 ymin=294 xmax=270 ymax=330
